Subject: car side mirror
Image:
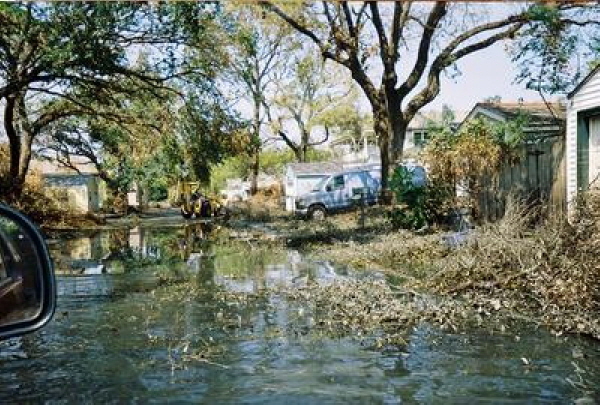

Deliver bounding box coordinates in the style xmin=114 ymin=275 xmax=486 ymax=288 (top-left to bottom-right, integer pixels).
xmin=325 ymin=185 xmax=332 ymax=192
xmin=0 ymin=204 xmax=56 ymax=340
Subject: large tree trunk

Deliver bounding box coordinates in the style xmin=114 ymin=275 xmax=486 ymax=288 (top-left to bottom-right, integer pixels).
xmin=3 ymin=95 xmax=22 ymax=197
xmin=372 ymin=104 xmax=392 ymax=204
xmin=390 ymin=117 xmax=408 ymax=165
xmin=16 ymin=131 xmax=33 ymax=193
xmin=2 ymin=94 xmax=33 ymax=199
xmin=387 ymin=90 xmax=408 ymax=164
xmin=16 ymin=93 xmax=34 ymax=187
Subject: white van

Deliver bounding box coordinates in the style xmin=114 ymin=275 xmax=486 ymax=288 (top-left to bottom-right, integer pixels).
xmin=294 ymin=169 xmax=381 ymax=220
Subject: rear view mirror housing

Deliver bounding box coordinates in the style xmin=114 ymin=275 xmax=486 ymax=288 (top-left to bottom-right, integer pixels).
xmin=0 ymin=204 xmax=56 ymax=340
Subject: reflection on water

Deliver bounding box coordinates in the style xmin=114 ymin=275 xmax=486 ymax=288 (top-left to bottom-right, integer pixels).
xmin=1 ymin=224 xmax=600 ymax=403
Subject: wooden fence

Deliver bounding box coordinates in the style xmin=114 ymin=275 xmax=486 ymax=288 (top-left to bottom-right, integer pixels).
xmin=477 ymin=134 xmax=566 ymax=221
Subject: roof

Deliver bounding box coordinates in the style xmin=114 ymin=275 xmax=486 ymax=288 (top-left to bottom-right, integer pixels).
xmin=462 ymin=101 xmax=566 ymax=128
xmin=567 ymin=64 xmax=600 ymax=99
xmin=29 ymin=158 xmax=99 ymax=176
xmin=286 ymin=162 xmax=342 ymax=176
xmin=408 ymin=109 xmax=468 ymax=130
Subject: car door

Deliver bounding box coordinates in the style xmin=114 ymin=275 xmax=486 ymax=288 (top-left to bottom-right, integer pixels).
xmin=329 ymin=174 xmax=346 ymax=210
xmin=346 ymin=172 xmax=366 ymax=207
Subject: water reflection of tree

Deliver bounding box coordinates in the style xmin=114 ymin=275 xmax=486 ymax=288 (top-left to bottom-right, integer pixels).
xmin=177 ymin=223 xmax=214 ymax=262
xmin=105 ymin=228 xmax=169 ymax=272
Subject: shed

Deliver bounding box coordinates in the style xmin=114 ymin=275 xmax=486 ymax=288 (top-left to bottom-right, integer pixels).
xmin=31 ymin=159 xmax=106 ymax=213
xmin=566 ymin=65 xmax=600 ymax=213
xmin=459 ymin=101 xmax=566 ymax=219
xmin=284 ymin=162 xmax=342 ymax=212
xmin=460 ymin=101 xmax=564 ymax=134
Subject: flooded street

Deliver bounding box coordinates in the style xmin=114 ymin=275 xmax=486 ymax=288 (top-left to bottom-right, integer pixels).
xmin=1 ymin=223 xmax=600 ymax=403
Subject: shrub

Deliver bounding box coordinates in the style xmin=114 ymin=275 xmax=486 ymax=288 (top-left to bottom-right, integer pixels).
xmin=388 ymin=166 xmax=451 ymax=230
xmin=423 ymin=118 xmax=526 ymax=218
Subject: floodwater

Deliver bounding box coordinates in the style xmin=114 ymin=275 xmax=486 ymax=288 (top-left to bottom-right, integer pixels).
xmin=1 ymin=223 xmax=600 ymax=404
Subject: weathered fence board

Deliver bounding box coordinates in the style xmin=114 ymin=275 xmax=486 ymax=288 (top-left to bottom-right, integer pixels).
xmin=478 ymin=135 xmax=566 ymax=220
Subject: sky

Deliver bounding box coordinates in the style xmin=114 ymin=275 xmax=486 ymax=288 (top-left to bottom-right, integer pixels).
xmin=426 ymin=42 xmax=556 ymax=113
xmin=235 ymin=33 xmax=571 ymax=149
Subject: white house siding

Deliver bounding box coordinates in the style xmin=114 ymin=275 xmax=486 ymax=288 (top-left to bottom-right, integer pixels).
xmin=44 ymin=175 xmax=103 ymax=213
xmin=566 ymin=109 xmax=578 ymax=212
xmin=566 ymin=68 xmax=600 ymax=213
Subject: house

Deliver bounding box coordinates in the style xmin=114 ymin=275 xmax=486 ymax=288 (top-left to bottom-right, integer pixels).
xmin=461 ymin=101 xmax=564 ymax=134
xmin=459 ymin=100 xmax=567 ymax=219
xmin=328 ymin=109 xmax=466 ymax=164
xmin=284 ymin=162 xmax=342 ymax=212
xmin=566 ymin=65 xmax=600 ymax=213
xmin=30 ymin=159 xmax=106 ymax=213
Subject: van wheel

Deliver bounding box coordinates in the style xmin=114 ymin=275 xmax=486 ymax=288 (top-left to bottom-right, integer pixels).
xmin=308 ymin=205 xmax=326 ymax=221
xmin=180 ymin=206 xmax=193 ymax=219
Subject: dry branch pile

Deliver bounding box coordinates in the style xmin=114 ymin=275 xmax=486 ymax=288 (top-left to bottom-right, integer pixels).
xmin=418 ymin=197 xmax=600 ymax=339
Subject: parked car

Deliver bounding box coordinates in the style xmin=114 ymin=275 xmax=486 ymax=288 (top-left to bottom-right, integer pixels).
xmin=294 ymin=169 xmax=381 ymax=220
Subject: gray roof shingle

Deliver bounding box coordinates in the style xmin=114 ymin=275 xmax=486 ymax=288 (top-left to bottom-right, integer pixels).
xmin=287 ymin=162 xmax=342 ymax=175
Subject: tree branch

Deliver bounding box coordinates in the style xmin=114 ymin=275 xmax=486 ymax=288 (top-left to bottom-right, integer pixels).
xmin=404 ymin=22 xmax=526 ymax=122
xmin=369 ymin=2 xmax=392 ymax=74
xmin=260 ymin=1 xmax=350 ymax=67
xmin=397 ymin=2 xmax=447 ymax=100
xmin=307 ymin=125 xmax=330 ymax=147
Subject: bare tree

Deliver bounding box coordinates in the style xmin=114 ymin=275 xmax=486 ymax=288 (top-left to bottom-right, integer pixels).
xmin=264 ymin=52 xmax=357 ymax=162
xmin=260 ymin=1 xmax=599 ymax=198
xmin=225 ymin=4 xmax=296 ymax=194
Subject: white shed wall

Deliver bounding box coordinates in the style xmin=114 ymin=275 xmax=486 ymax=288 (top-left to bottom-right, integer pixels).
xmin=566 ymin=69 xmax=600 ymax=213
xmin=284 ymin=172 xmax=329 ymax=212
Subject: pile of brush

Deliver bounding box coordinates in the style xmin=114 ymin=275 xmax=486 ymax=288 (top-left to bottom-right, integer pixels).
xmin=419 ymin=195 xmax=600 ymax=339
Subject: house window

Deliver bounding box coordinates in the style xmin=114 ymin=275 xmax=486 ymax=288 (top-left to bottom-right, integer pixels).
xmin=413 ymin=131 xmax=429 ymax=147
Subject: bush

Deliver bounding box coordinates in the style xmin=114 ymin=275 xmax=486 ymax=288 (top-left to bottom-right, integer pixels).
xmin=0 ymin=171 xmax=76 ymax=226
xmin=388 ymin=166 xmax=451 ymax=230
xmin=418 ymin=196 xmax=600 ymax=338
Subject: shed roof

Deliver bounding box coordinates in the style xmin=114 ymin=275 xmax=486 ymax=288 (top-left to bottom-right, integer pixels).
xmin=408 ymin=109 xmax=468 ymax=130
xmin=287 ymin=162 xmax=342 ymax=176
xmin=462 ymin=101 xmax=566 ymax=128
xmin=567 ymin=65 xmax=600 ymax=99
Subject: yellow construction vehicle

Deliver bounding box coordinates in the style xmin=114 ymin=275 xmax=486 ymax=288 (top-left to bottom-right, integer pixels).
xmin=177 ymin=181 xmax=228 ymax=219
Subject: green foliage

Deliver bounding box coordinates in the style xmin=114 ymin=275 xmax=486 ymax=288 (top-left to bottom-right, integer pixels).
xmin=210 ymin=148 xmax=331 ymax=192
xmin=388 ymin=166 xmax=451 ymax=230
xmin=389 ymin=166 xmax=429 ymax=230
xmin=512 ymin=4 xmax=599 ymax=94
xmin=425 ymin=117 xmax=526 ymax=184
xmin=423 ymin=117 xmax=527 ymax=217
xmin=1 ymin=1 xmax=234 ymax=203
xmin=177 ymin=94 xmax=248 ymax=184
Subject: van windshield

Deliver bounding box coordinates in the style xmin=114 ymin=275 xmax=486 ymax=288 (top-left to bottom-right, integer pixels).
xmin=311 ymin=177 xmax=329 ymax=192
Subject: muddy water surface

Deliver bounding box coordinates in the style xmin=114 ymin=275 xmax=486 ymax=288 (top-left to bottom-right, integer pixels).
xmin=1 ymin=223 xmax=599 ymax=404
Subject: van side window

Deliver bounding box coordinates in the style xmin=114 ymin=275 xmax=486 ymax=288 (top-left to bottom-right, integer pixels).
xmin=332 ymin=175 xmax=345 ymax=189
